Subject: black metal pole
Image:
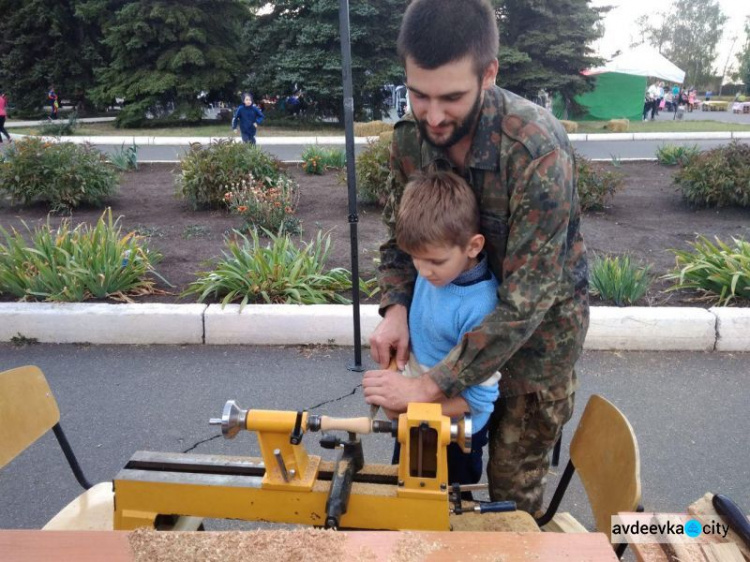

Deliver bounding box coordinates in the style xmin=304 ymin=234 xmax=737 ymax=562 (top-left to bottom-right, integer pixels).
xmin=339 ymin=0 xmax=363 ymax=372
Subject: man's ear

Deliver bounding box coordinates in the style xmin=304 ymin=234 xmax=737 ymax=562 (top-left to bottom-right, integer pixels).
xmin=482 ymin=59 xmax=499 ymax=90
xmin=466 ymin=234 xmax=485 ymax=258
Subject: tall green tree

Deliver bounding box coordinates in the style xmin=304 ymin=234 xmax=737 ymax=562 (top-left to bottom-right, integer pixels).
xmin=242 ymin=0 xmax=405 ymax=122
xmin=737 ymin=16 xmax=750 ymax=95
xmin=0 ymin=0 xmax=103 ymax=116
xmin=640 ymin=0 xmax=727 ymax=88
xmin=94 ymin=1 xmax=248 ymax=128
xmin=493 ymin=0 xmax=606 ymax=108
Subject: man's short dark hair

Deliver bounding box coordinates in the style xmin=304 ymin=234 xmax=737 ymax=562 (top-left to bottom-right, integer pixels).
xmin=397 ymin=0 xmax=499 ymax=75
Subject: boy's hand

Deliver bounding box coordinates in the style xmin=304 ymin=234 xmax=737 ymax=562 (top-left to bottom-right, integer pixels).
xmin=369 ymin=304 xmax=409 ymax=370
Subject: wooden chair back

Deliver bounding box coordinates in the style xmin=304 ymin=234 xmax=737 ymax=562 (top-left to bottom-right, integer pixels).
xmin=0 ymin=365 xmax=60 ymax=469
xmin=569 ymin=394 xmax=641 ymax=539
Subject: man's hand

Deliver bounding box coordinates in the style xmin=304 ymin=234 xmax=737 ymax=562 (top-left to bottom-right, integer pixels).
xmin=369 ymin=304 xmax=409 ymax=370
xmin=362 ymin=370 xmax=444 ymax=412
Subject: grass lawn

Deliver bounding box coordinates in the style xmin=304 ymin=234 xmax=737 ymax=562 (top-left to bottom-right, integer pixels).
xmin=9 ymin=121 xmax=345 ymax=137
xmin=575 ymin=119 xmax=750 ymax=134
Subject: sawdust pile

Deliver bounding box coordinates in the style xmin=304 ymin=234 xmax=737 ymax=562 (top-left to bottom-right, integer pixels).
xmin=129 ymin=528 xmax=347 ymax=562
xmin=390 ymin=532 xmax=442 ymax=562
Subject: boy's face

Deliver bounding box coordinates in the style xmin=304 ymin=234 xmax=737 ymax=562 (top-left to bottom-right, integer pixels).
xmin=409 ymin=235 xmax=484 ymax=288
xmin=244 ymin=96 xmax=252 ymax=106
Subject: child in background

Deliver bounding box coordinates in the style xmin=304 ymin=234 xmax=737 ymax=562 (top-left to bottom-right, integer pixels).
xmin=231 ymin=93 xmax=264 ymax=145
xmin=48 ymin=86 xmax=59 ymax=120
xmin=392 ymin=170 xmax=501 ymax=487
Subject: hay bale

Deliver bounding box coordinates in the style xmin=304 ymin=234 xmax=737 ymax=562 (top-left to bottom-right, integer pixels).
xmin=353 ymin=120 xmax=393 ymax=137
xmin=560 ymin=120 xmax=579 ymax=134
xmin=607 ymin=119 xmax=630 ymax=132
xmin=378 ymin=131 xmax=394 ymax=143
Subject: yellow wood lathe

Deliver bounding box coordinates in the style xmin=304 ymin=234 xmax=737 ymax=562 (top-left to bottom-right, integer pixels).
xmin=113 ymin=401 xmax=515 ymax=531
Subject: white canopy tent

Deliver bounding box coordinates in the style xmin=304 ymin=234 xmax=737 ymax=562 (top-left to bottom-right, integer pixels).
xmin=584 ymin=44 xmax=686 ymax=84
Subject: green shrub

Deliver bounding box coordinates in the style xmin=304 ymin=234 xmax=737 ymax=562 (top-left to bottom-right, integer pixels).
xmin=355 ymin=137 xmax=391 ymax=206
xmin=109 ymin=142 xmax=139 ymax=171
xmin=655 ymin=144 xmax=699 ymax=166
xmin=575 ymin=151 xmax=624 ymax=211
xmin=38 ymin=113 xmax=79 ymax=137
xmin=183 ymin=229 xmax=377 ymax=307
xmin=177 ymin=140 xmax=282 ymax=210
xmin=589 ymin=255 xmax=652 ymax=306
xmin=224 ymin=172 xmax=301 ymax=234
xmin=674 ymin=142 xmax=750 ymax=208
xmin=301 ymin=146 xmax=346 ymax=174
xmin=664 ymin=236 xmax=750 ymax=305
xmin=0 ymin=209 xmax=165 ymax=302
xmin=0 ymin=137 xmax=119 ymax=210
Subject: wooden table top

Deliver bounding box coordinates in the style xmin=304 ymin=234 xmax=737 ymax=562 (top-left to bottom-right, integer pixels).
xmin=0 ymin=530 xmax=619 ymax=562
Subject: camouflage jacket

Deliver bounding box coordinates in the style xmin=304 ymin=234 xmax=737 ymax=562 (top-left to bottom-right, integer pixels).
xmin=378 ymin=86 xmax=589 ymax=399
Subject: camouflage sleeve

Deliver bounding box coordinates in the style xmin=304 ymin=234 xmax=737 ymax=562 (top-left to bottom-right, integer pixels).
xmin=427 ymin=145 xmax=576 ymax=396
xmin=376 ymin=123 xmax=418 ymax=316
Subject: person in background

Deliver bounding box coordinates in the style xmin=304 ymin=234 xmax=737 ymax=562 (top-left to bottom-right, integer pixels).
xmin=0 ymin=88 xmax=11 ymax=143
xmin=48 ymin=85 xmax=59 ymax=120
xmin=231 ymin=93 xmax=264 ymax=145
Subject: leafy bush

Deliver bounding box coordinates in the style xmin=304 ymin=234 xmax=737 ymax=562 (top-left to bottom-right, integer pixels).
xmin=589 ymin=255 xmax=652 ymax=306
xmin=0 ymin=210 xmax=165 ymax=302
xmin=109 ymin=142 xmax=139 ymax=171
xmin=674 ymin=142 xmax=750 ymax=208
xmin=355 ymin=137 xmax=391 ymax=206
xmin=574 ymin=151 xmax=624 ymax=211
xmin=177 ymin=140 xmax=282 ymax=210
xmin=224 ymin=172 xmax=301 ymax=234
xmin=183 ymin=229 xmax=376 ymax=307
xmin=301 ymin=145 xmax=346 ymax=175
xmin=38 ymin=113 xmax=79 ymax=137
xmin=664 ymin=236 xmax=750 ymax=305
xmin=0 ymin=137 xmax=119 ymax=210
xmin=655 ymin=144 xmax=699 ymax=166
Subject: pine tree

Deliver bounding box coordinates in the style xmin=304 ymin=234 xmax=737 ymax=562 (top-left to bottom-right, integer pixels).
xmin=493 ymin=0 xmax=606 ymax=108
xmin=93 ymin=1 xmax=247 ymax=127
xmin=242 ymin=0 xmax=405 ymax=122
xmin=0 ymin=0 xmax=102 ymax=117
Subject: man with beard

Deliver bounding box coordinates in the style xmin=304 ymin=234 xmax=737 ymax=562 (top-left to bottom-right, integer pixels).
xmin=362 ymin=0 xmax=589 ymax=516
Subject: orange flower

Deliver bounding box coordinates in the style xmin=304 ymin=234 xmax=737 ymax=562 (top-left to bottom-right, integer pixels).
xmin=237 ymin=205 xmax=248 ymax=212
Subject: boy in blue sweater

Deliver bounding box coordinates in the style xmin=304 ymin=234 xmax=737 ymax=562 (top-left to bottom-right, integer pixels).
xmin=391 ymin=170 xmax=500 ymax=486
xmin=232 ymin=93 xmax=264 ymax=144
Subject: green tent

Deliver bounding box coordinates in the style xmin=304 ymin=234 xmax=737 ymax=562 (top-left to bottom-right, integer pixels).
xmin=575 ymin=72 xmax=646 ymax=121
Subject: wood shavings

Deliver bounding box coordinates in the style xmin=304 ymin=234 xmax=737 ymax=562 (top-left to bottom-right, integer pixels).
xmin=128 ymin=528 xmax=347 ymax=562
xmin=390 ymin=532 xmax=442 ymax=562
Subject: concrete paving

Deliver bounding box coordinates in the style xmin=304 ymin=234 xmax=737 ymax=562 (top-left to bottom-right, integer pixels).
xmin=0 ymin=344 xmax=748 ymax=531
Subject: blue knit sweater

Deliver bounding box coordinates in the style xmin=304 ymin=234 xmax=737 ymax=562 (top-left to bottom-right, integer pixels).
xmin=409 ymin=256 xmax=500 ymax=431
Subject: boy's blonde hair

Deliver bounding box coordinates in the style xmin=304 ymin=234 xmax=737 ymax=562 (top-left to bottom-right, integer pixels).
xmin=396 ymin=170 xmax=480 ymax=253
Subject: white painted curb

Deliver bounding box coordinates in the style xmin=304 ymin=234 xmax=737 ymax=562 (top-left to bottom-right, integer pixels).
xmin=584 ymin=307 xmax=716 ymax=351
xmin=204 ymin=304 xmax=381 ymax=346
xmin=1 ymin=303 xmax=746 ymax=352
xmin=0 ymin=303 xmax=206 ymax=345
xmin=711 ymin=307 xmax=750 ymax=352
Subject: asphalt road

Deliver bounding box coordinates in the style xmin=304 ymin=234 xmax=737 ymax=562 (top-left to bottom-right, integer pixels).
xmin=1 ymin=344 xmax=748 ymax=531
xmin=92 ymin=138 xmax=750 ymax=163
